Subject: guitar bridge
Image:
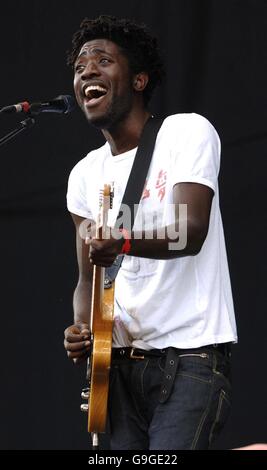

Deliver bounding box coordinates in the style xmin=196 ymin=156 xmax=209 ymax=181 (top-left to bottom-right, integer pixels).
xmin=81 ymin=356 xmax=92 ymax=413
xmin=80 ymin=386 xmax=89 ymax=412
xmin=81 ymin=388 xmax=89 ymax=400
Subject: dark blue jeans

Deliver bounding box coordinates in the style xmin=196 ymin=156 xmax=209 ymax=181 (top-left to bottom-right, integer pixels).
xmin=108 ymin=346 xmax=232 ymax=450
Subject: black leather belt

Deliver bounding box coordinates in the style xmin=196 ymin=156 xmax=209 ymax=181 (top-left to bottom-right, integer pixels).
xmin=112 ymin=343 xmax=231 ymax=361
xmin=112 ymin=347 xmax=167 ymax=360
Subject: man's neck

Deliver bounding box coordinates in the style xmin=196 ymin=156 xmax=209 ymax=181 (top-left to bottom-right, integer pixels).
xmin=102 ymin=109 xmax=151 ymax=156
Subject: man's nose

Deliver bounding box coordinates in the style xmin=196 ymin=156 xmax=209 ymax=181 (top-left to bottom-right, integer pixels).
xmin=81 ymin=61 xmax=101 ymax=79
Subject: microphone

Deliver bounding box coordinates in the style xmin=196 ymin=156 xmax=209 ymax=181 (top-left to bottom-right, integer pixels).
xmin=0 ymin=95 xmax=75 ymax=115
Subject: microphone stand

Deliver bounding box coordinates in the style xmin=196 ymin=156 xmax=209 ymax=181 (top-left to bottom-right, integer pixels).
xmin=0 ymin=117 xmax=35 ymax=147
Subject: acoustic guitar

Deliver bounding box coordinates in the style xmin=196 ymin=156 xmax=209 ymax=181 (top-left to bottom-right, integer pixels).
xmin=81 ymin=184 xmax=114 ymax=448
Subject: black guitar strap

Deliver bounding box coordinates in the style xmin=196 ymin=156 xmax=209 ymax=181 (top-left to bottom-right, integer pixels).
xmin=104 ymin=116 xmax=164 ymax=288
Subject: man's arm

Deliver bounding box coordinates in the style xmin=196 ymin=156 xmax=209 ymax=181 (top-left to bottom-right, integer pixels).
xmin=129 ymin=182 xmax=213 ymax=259
xmin=89 ymin=182 xmax=214 ymax=265
xmin=64 ymin=213 xmax=93 ymax=364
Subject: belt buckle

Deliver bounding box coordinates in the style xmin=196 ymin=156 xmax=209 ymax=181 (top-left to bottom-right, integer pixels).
xmin=130 ymin=348 xmax=145 ymax=360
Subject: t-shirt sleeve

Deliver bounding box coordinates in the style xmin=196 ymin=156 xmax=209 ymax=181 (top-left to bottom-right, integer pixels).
xmin=170 ymin=114 xmax=221 ymax=192
xmin=66 ymin=160 xmax=93 ymax=219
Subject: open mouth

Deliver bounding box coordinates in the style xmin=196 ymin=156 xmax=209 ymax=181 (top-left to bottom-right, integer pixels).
xmin=84 ymin=85 xmax=108 ymax=106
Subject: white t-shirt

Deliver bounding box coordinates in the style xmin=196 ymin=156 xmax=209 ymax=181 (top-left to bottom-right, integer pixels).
xmin=67 ymin=113 xmax=237 ymax=349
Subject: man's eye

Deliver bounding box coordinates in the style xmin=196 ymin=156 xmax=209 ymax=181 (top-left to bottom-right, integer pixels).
xmin=100 ymin=58 xmax=110 ymax=64
xmin=75 ymin=64 xmax=85 ymax=72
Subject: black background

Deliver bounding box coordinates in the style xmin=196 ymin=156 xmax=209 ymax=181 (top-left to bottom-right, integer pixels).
xmin=0 ymin=0 xmax=266 ymax=450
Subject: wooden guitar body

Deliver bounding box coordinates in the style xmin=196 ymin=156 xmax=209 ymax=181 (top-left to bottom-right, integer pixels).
xmin=88 ymin=267 xmax=114 ymax=433
xmin=86 ymin=184 xmax=115 ymax=435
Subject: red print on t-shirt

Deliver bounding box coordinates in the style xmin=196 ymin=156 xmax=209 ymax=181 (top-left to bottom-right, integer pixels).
xmin=155 ymin=169 xmax=167 ymax=202
xmin=142 ymin=179 xmax=150 ymax=200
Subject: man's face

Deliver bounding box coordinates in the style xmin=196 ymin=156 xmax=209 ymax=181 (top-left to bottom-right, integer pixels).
xmin=73 ymin=39 xmax=135 ymax=129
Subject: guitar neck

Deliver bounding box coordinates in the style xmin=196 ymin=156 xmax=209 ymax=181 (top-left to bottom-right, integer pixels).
xmin=90 ymin=184 xmax=112 ymax=333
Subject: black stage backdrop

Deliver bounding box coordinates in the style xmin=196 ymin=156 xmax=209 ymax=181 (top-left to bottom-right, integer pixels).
xmin=0 ymin=0 xmax=266 ymax=450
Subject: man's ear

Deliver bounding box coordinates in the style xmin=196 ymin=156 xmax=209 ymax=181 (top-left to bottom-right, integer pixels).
xmin=133 ymin=72 xmax=149 ymax=92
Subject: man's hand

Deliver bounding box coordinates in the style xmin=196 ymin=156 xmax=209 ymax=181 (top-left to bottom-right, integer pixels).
xmin=64 ymin=323 xmax=90 ymax=365
xmin=88 ymin=231 xmax=124 ymax=267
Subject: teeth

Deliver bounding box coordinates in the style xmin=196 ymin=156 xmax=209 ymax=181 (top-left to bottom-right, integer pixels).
xmin=84 ymin=85 xmax=107 ymax=97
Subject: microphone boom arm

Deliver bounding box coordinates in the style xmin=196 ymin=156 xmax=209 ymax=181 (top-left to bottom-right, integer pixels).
xmin=0 ymin=117 xmax=35 ymax=148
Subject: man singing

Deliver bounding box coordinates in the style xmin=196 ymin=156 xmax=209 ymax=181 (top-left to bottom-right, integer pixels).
xmin=64 ymin=15 xmax=237 ymax=450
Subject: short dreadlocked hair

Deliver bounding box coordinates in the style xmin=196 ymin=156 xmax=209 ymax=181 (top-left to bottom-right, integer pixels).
xmin=67 ymin=15 xmax=165 ymax=106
